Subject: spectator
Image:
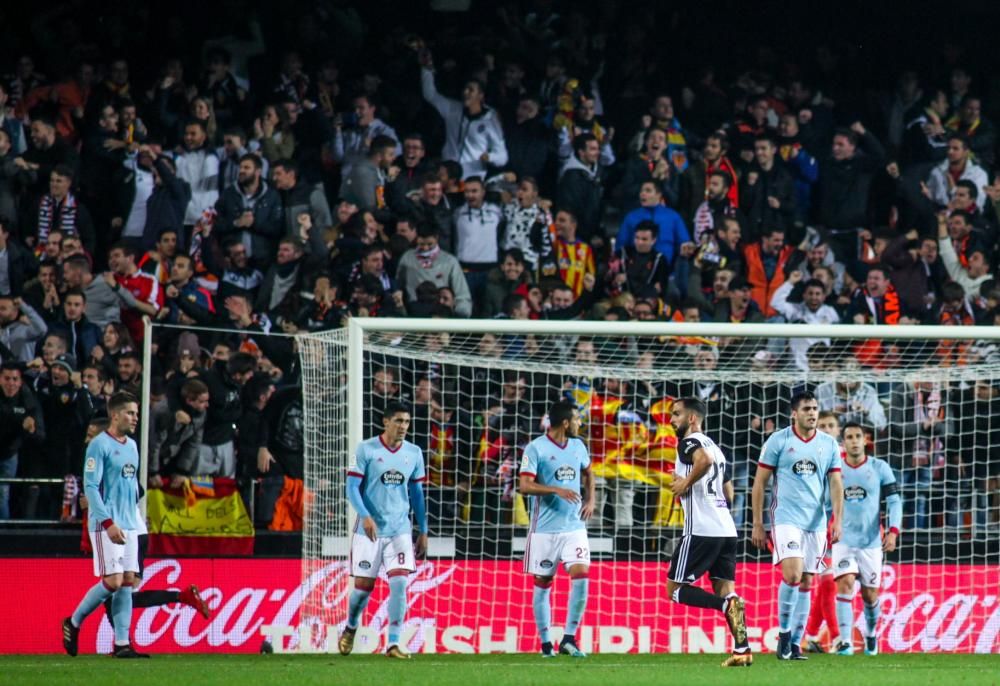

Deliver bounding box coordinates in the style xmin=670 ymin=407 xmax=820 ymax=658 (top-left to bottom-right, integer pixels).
xmin=0 ymin=362 xmax=45 ymax=519
xmin=339 ymin=134 xmax=398 ymax=211
xmin=503 ymin=96 xmax=552 ymax=187
xmin=552 ymin=210 xmax=595 ymax=298
xmin=618 ymin=128 xmax=678 ymax=210
xmin=47 ymin=289 xmax=101 ymax=363
xmin=0 ymin=83 xmax=26 ymax=155
xmin=210 ymin=239 xmax=264 ymax=302
xmin=271 ymin=158 xmax=333 ymax=261
xmin=252 ymin=103 xmax=295 ymax=164
xmin=331 ymin=93 xmax=400 ymax=177
xmin=817 ymin=122 xmax=885 ymax=238
xmin=174 ymin=119 xmax=220 ymax=230
xmin=815 ymin=359 xmax=887 ymax=430
xmin=502 ymin=177 xmax=553 ymax=277
xmin=945 ymin=95 xmax=996 ymax=169
xmin=217 ymin=127 xmax=264 ymax=192
xmin=215 ymin=153 xmax=283 ymax=265
xmin=149 ymin=378 xmax=209 ymax=484
xmin=482 ymin=250 xmax=533 ymax=319
xmin=163 ymin=254 xmax=216 ymax=324
xmin=926 ymin=134 xmax=989 ymax=211
xmin=453 ymin=176 xmax=503 ymax=305
xmin=114 ymin=145 xmax=191 ymax=253
xmin=192 ymin=351 xmax=256 ymax=477
xmin=255 ymin=237 xmax=308 ymax=319
xmin=109 ymin=242 xmax=163 ymax=343
xmin=741 ymin=135 xmax=796 ymax=241
xmin=616 ymin=181 xmax=692 ymax=269
xmin=713 ymin=276 xmax=764 ymax=323
xmin=606 ymin=220 xmax=670 ymax=297
xmin=396 ymin=223 xmax=472 ymax=317
xmin=419 ymin=49 xmax=508 ymax=179
xmin=556 ymin=133 xmax=604 ymax=242
xmin=743 ymin=227 xmax=797 ymax=318
xmin=900 ymin=89 xmax=949 ymax=165
xmin=882 ymin=232 xmax=940 ymax=321
xmin=92 ymin=322 xmax=135 ymax=383
xmin=777 ymin=112 xmax=820 ymax=224
xmin=411 ymin=173 xmax=454 ymax=253
xmin=25 ymin=165 xmax=95 ymax=256
xmin=385 ymin=134 xmax=430 ymax=211
xmin=557 ymin=90 xmax=615 ymax=168
xmin=0 ymin=295 xmax=47 ymax=364
xmin=17 ymin=112 xmax=80 ymax=202
xmin=847 ymin=264 xmax=905 ymax=324
xmin=137 ymin=228 xmax=179 ymax=286
xmin=769 ymin=271 xmax=840 ymax=371
xmin=690 ymin=170 xmax=738 ymax=246
xmin=680 ymin=132 xmax=740 ymax=222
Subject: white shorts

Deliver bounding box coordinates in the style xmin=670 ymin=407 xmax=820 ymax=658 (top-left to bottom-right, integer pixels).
xmin=524 ymin=529 xmax=591 ymax=576
xmin=89 ymin=529 xmax=140 ymax=577
xmin=350 ymin=533 xmax=415 ymax=579
xmin=832 ymin=542 xmax=883 ymax=588
xmin=772 ymin=524 xmax=827 ymax=574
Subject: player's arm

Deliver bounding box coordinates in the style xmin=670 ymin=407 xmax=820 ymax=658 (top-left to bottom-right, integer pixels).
xmin=881 ymin=464 xmax=903 ymax=552
xmin=346 ymin=447 xmax=376 ymax=541
xmin=579 ymin=465 xmax=595 ymax=520
xmin=724 ymin=464 xmax=735 ymax=506
xmin=518 ymin=472 xmax=582 ymax=503
xmin=83 ymin=444 xmax=124 ymax=544
xmin=669 ymin=444 xmax=713 ymax=495
xmin=751 ymin=436 xmax=778 ymax=549
xmin=828 ymin=469 xmax=844 ymax=544
xmin=409 ymin=451 xmax=430 ymax=557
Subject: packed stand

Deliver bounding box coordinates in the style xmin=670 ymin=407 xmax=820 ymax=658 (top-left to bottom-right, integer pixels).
xmin=0 ymin=3 xmax=998 ymax=534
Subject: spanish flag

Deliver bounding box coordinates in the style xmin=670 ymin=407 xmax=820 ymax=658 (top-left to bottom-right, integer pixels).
xmin=147 ymin=477 xmax=254 ymax=556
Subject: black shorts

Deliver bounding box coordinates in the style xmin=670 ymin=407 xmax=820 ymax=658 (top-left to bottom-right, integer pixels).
xmin=137 ymin=533 xmax=148 ymax=579
xmin=668 ymin=535 xmax=737 ymax=584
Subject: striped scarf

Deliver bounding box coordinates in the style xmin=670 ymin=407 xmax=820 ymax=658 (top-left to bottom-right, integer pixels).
xmin=37 ymin=193 xmax=77 ymax=245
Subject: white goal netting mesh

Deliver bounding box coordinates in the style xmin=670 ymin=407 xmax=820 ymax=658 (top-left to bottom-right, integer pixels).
xmin=298 ymin=325 xmax=1000 ymax=654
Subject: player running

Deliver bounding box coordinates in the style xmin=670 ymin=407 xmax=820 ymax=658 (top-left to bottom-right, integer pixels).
xmin=519 ymin=400 xmax=596 ymax=658
xmin=667 ymin=398 xmax=752 ymax=668
xmin=833 ymin=422 xmax=902 ymax=656
xmin=752 ymin=391 xmax=844 ymax=661
xmin=62 ymin=392 xmax=147 ymax=658
xmin=339 ymin=401 xmax=428 ymax=659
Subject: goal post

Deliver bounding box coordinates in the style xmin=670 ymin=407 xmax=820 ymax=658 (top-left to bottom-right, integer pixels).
xmin=297 ymin=318 xmax=1000 ymax=654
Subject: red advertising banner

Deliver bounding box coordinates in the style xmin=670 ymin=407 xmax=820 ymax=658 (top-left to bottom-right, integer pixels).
xmin=2 ymin=558 xmax=997 ymax=654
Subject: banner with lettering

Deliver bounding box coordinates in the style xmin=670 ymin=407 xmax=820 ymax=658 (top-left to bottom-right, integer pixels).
xmin=2 ymin=559 xmax=997 ymax=654
xmin=146 ymin=477 xmax=254 ymax=555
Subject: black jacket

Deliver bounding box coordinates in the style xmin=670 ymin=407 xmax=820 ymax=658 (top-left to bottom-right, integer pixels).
xmin=215 ymin=181 xmax=284 ymax=265
xmin=0 ymin=385 xmax=45 ymax=459
xmin=740 ymin=162 xmax=797 ymax=241
xmin=259 ymin=386 xmax=304 ymax=479
xmin=817 ymin=131 xmax=885 ymax=230
xmin=0 ymin=239 xmax=38 ymax=297
xmin=113 ymin=157 xmax=191 ymax=251
xmin=197 ymin=361 xmax=244 ymax=446
xmin=557 ymin=156 xmax=604 ymax=241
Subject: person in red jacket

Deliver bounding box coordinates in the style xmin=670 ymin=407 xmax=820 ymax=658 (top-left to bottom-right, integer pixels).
xmin=107 ymin=243 xmax=163 ymax=343
xmin=742 ymin=228 xmax=796 ymax=318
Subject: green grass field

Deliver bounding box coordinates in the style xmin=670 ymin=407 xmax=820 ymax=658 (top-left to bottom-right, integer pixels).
xmin=3 ymin=653 xmax=998 ymax=686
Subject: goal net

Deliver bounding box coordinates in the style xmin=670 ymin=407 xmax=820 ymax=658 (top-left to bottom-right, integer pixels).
xmin=297 ymin=320 xmax=1000 ymax=655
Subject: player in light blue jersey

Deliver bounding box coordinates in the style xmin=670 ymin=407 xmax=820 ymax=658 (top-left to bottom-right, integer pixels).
xmin=339 ymin=401 xmax=428 ymax=659
xmin=752 ymin=391 xmax=844 ymax=661
xmin=833 ymin=423 xmax=902 ymax=657
xmin=519 ymin=400 xmax=595 ymax=658
xmin=62 ymin=392 xmax=147 ymax=659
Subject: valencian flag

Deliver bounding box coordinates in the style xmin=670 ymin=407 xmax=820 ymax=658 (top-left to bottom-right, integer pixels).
xmin=147 ymin=477 xmax=254 ymax=555
xmin=566 ymin=383 xmax=685 ymax=527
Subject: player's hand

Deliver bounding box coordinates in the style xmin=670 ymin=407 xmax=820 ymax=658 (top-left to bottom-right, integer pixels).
xmin=669 ymin=477 xmax=688 ymax=496
xmin=882 ymin=530 xmax=897 ymax=553
xmin=362 ymin=516 xmax=378 ymax=542
xmin=553 ymin=487 xmax=581 ymax=504
xmin=751 ymin=522 xmax=768 ymax=549
xmin=829 ymin=519 xmax=842 ymax=544
xmin=580 ymin=498 xmax=596 ymax=521
xmin=107 ymin=523 xmax=126 ymax=544
xmin=415 ymin=533 xmax=429 ymax=559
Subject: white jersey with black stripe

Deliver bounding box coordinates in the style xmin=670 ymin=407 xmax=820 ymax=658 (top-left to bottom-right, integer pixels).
xmin=676 ymin=432 xmax=737 ymax=538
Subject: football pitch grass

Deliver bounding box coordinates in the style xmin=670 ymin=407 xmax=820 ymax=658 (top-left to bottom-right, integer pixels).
xmin=3 ymin=653 xmax=998 ymax=686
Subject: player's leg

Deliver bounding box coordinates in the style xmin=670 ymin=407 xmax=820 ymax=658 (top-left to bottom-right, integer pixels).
xmin=339 ymin=533 xmax=381 ymax=655
xmin=667 ymin=536 xmax=726 ymax=611
xmin=788 ymin=528 xmax=826 ymax=659
xmin=857 ymin=547 xmax=884 ymax=656
xmin=805 ymin=565 xmax=835 ymax=652
xmin=558 ymin=530 xmax=590 ymax=657
xmin=525 ymin=531 xmax=557 ymax=656
xmin=109 ymin=533 xmax=149 ymax=658
xmin=832 ymin=542 xmax=860 ymax=655
xmin=63 ymin=529 xmax=124 ymax=656
xmin=710 ymin=539 xmax=751 ymax=667
xmin=382 ymin=534 xmax=416 ymax=658
xmin=772 ymin=525 xmax=805 ymax=659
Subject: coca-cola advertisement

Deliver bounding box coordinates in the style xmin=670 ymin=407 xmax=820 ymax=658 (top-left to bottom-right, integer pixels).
xmin=3 ymin=558 xmax=997 ymax=654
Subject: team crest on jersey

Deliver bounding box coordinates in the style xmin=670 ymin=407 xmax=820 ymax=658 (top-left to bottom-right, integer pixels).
xmin=787 ymin=541 xmax=800 ymax=550
xmin=121 ymin=464 xmax=136 ymax=478
xmin=844 ymin=485 xmax=867 ymax=501
xmin=85 ymin=457 xmax=96 ymax=472
xmin=358 ymin=561 xmax=371 ymax=570
xmin=792 ymin=459 xmax=817 ymax=476
xmin=838 ymin=559 xmax=850 ymax=569
xmin=540 ymin=560 xmax=553 ymax=569
xmin=381 ymin=469 xmax=405 ymax=486
xmin=554 ymin=466 xmax=577 ymax=482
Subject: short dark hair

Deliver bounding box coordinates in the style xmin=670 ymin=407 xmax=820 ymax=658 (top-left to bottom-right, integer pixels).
xmin=803 ymin=278 xmax=825 ymax=292
xmin=572 ymin=133 xmax=597 ymax=155
xmin=64 ymin=288 xmax=86 ymax=302
xmin=110 ymin=242 xmax=138 ymax=259
xmin=227 ymin=352 xmax=257 ymax=377
xmin=273 ymin=158 xmax=299 ymax=176
xmin=634 ymin=220 xmax=659 ymax=238
xmin=464 ymin=175 xmax=485 ymax=188
xmin=239 ymin=153 xmax=262 ymax=170
xmin=382 ymin=400 xmax=410 ymax=422
xmin=842 ymin=421 xmax=865 ymax=435
xmin=950 ymin=209 xmax=975 ymax=225
xmin=370 ymin=135 xmax=397 ymax=155
xmin=108 ymin=391 xmax=138 ymax=414
xmin=548 ymin=400 xmax=576 ymax=428
xmin=708 ymin=169 xmax=732 ymax=188
xmin=0 ymin=361 xmax=22 ymax=375
xmin=416 ymin=222 xmax=439 ymax=239
xmin=51 ymin=164 xmax=75 ymax=181
xmin=181 ymin=378 xmax=210 ymax=400
xmin=790 ymin=390 xmax=817 ymax=411
xmin=676 ymin=397 xmax=707 ymax=419
xmin=956 ymin=179 xmax=979 ymax=199
xmin=947 ymin=132 xmax=969 ymax=149
xmin=833 ymin=127 xmax=859 ymax=146
xmin=185 ymin=118 xmax=208 ymax=134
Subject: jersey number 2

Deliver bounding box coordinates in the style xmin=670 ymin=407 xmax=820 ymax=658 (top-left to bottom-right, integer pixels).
xmin=706 ymin=463 xmax=723 ymax=497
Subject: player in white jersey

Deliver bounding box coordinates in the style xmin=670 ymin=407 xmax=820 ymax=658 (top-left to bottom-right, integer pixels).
xmin=751 ymin=391 xmax=844 ymax=661
xmin=519 ymin=400 xmax=595 ymax=658
xmin=62 ymin=392 xmax=148 ymax=658
xmin=833 ymin=423 xmax=902 ymax=657
xmin=339 ymin=401 xmax=428 ymax=659
xmin=666 ymin=398 xmax=752 ymax=668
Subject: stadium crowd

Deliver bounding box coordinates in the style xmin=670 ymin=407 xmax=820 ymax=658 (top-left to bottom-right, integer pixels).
xmin=0 ymin=1 xmax=998 ymax=535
